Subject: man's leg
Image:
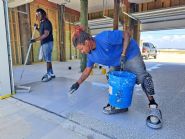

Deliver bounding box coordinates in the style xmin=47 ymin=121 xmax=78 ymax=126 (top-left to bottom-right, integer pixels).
xmin=125 ymin=55 xmax=157 ymax=105
xmin=125 ymin=55 xmax=162 ymax=129
xmin=47 ymin=41 xmax=55 ymax=78
xmin=141 ymin=73 xmax=157 ymax=105
xmin=41 ymin=42 xmax=54 ymax=82
xmin=47 ymin=61 xmax=55 ymax=78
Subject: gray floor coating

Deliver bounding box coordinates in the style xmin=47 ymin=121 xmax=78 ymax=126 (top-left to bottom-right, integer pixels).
xmin=1 ymin=61 xmax=185 ymax=139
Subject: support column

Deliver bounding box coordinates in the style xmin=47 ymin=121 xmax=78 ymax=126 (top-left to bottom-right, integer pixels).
xmin=122 ymin=0 xmax=140 ymax=44
xmin=80 ymin=0 xmax=88 ymax=72
xmin=122 ymin=0 xmax=130 ymax=30
xmin=130 ymin=3 xmax=140 ymax=44
xmin=113 ymin=0 xmax=120 ymax=30
xmin=59 ymin=4 xmax=66 ymax=61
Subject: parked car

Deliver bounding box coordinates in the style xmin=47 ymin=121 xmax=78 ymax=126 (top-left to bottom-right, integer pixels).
xmin=141 ymin=42 xmax=157 ymax=59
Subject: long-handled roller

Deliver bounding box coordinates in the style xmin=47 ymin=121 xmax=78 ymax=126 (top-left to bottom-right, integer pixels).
xmin=15 ymin=26 xmax=36 ymax=93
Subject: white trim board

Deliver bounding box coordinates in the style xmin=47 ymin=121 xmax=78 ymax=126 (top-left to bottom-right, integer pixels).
xmin=0 ymin=0 xmax=12 ymax=96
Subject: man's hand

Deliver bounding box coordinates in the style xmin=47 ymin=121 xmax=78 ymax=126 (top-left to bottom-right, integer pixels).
xmin=120 ymin=54 xmax=126 ymax=70
xmin=34 ymin=23 xmax=39 ymax=30
xmin=30 ymin=39 xmax=36 ymax=44
xmin=69 ymin=82 xmax=79 ymax=94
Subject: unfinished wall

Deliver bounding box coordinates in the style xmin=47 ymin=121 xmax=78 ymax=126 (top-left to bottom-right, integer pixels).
xmin=30 ymin=0 xmax=60 ymax=62
xmin=9 ymin=8 xmax=22 ymax=65
xmin=18 ymin=4 xmax=32 ymax=64
xmin=8 ymin=0 xmax=83 ymax=64
xmin=65 ymin=7 xmax=80 ymax=60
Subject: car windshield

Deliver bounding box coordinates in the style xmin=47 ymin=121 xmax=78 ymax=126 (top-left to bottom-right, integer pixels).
xmin=143 ymin=43 xmax=149 ymax=47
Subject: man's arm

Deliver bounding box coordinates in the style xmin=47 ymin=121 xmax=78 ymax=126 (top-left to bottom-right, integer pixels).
xmin=34 ymin=23 xmax=39 ymax=31
xmin=35 ymin=30 xmax=50 ymax=41
xmin=122 ymin=28 xmax=131 ymax=55
xmin=77 ymin=67 xmax=93 ymax=85
xmin=69 ymin=67 xmax=93 ymax=94
xmin=120 ymin=28 xmax=131 ymax=70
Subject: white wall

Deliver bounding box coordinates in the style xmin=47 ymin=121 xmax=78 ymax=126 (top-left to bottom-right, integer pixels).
xmin=0 ymin=0 xmax=12 ymax=97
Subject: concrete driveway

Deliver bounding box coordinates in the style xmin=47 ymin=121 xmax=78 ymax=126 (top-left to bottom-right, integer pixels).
xmin=1 ymin=53 xmax=185 ymax=139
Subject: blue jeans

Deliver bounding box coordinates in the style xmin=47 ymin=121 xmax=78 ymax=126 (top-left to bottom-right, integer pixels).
xmin=41 ymin=41 xmax=53 ymax=62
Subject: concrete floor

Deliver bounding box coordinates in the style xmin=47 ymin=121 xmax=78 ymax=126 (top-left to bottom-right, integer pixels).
xmin=1 ymin=54 xmax=185 ymax=139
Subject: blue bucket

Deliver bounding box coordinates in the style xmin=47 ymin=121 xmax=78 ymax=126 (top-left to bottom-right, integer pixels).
xmin=108 ymin=71 xmax=136 ymax=108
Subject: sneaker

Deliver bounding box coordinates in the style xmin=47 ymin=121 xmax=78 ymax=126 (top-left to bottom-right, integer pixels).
xmin=41 ymin=73 xmax=52 ymax=82
xmin=50 ymin=73 xmax=56 ymax=78
xmin=148 ymin=104 xmax=160 ymax=124
xmin=103 ymin=104 xmax=128 ymax=115
xmin=146 ymin=104 xmax=162 ymax=129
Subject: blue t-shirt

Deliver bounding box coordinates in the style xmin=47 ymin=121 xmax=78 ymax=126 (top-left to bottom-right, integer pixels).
xmin=86 ymin=30 xmax=141 ymax=68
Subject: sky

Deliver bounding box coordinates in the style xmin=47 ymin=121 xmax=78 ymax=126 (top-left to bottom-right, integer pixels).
xmin=141 ymin=29 xmax=185 ymax=49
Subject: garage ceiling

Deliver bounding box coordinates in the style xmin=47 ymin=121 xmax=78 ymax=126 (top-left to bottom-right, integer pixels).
xmin=8 ymin=0 xmax=33 ymax=8
xmin=131 ymin=5 xmax=185 ymax=31
xmin=48 ymin=0 xmax=154 ymax=12
xmin=8 ymin=0 xmax=154 ymax=12
xmin=7 ymin=0 xmax=185 ymax=31
xmin=49 ymin=0 xmax=114 ymax=13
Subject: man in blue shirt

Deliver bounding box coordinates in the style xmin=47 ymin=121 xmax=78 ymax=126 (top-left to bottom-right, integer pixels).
xmin=30 ymin=8 xmax=55 ymax=82
xmin=69 ymin=26 xmax=162 ymax=129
